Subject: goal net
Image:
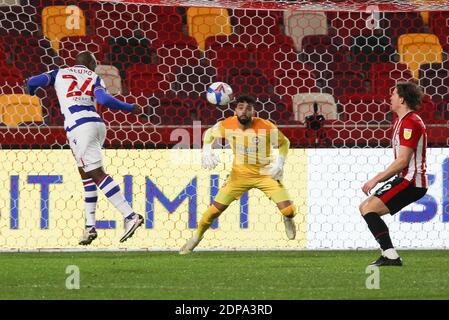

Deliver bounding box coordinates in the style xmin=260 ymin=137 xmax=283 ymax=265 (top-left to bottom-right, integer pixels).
xmin=1 ymin=0 xmax=449 ymax=251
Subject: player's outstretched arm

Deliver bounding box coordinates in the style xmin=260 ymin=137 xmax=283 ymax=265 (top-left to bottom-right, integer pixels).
xmin=25 ymin=70 xmax=58 ymax=95
xmin=202 ymin=124 xmax=221 ymax=170
xmin=94 ymin=87 xmax=142 ymax=114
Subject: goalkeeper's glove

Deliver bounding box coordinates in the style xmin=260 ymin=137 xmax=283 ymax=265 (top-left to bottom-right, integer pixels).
xmin=267 ymin=156 xmax=285 ymax=181
xmin=202 ymin=143 xmax=220 ymax=169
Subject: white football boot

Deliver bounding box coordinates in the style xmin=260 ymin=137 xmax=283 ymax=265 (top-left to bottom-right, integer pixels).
xmin=179 ymin=234 xmax=203 ymax=255
xmin=283 ymin=216 xmax=296 ymax=240
xmin=120 ymin=214 xmax=144 ymax=243
xmin=79 ymin=227 xmax=98 ymax=245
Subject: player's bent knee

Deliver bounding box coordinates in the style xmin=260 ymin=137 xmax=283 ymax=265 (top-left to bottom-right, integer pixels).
xmin=280 ymin=204 xmax=296 ymax=218
xmin=213 ymin=201 xmax=228 ymax=213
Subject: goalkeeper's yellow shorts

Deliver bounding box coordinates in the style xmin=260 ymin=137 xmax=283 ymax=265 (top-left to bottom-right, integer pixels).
xmin=214 ymin=173 xmax=291 ymax=206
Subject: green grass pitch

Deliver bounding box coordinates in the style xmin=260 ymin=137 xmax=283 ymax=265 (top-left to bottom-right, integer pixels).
xmin=0 ymin=250 xmax=448 ymax=299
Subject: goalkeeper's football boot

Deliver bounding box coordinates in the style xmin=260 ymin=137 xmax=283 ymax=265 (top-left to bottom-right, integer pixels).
xmin=79 ymin=227 xmax=98 ymax=245
xmin=370 ymin=255 xmax=403 ymax=267
xmin=179 ymin=234 xmax=203 ymax=255
xmin=120 ymin=213 xmax=144 ymax=243
xmin=283 ymin=216 xmax=296 ymax=240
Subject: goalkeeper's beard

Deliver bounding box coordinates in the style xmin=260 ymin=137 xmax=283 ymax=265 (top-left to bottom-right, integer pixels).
xmin=237 ymin=116 xmax=251 ymax=126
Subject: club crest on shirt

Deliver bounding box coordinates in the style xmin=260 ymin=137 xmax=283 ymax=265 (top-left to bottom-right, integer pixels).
xmin=403 ymin=128 xmax=412 ymax=140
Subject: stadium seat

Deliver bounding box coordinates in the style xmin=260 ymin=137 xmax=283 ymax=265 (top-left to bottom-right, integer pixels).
xmin=398 ymin=33 xmax=443 ymax=78
xmin=1 ymin=34 xmax=58 ymax=78
xmin=350 ymin=31 xmax=396 ymax=70
xmin=187 ymin=7 xmax=232 ymax=51
xmin=0 ymin=94 xmax=43 ymax=126
xmin=292 ymin=93 xmax=337 ymax=123
xmin=384 ymin=12 xmax=425 ymax=49
xmin=419 ymin=63 xmax=449 ymax=103
xmin=144 ymin=6 xmax=187 ymax=44
xmin=59 ymin=35 xmax=108 ymax=67
xmin=125 ymin=64 xmax=174 ymax=95
xmin=206 ymin=36 xmax=256 ymax=78
xmin=340 ymin=96 xmax=392 ymax=124
xmin=0 ymin=5 xmax=39 ymax=36
xmin=429 ymin=11 xmax=449 ymax=52
xmin=233 ymin=9 xmax=284 ymax=39
xmin=224 ymin=68 xmax=275 ymax=101
xmin=301 ymin=35 xmax=339 ymax=90
xmin=257 ymin=96 xmax=293 ymax=124
xmin=95 ymin=65 xmax=122 ymax=95
xmin=329 ymin=70 xmax=368 ymax=99
xmin=275 ymin=62 xmax=317 ymax=97
xmin=107 ymin=35 xmax=153 ymax=79
xmin=370 ymin=62 xmax=413 ymax=98
xmin=42 ymin=5 xmax=86 ymax=52
xmin=94 ymin=9 xmax=137 ymax=39
xmin=327 ymin=12 xmax=373 ymax=46
xmin=284 ymin=11 xmax=327 ymax=51
xmin=154 ymin=37 xmax=202 ymax=68
xmin=0 ymin=0 xmax=20 ymax=5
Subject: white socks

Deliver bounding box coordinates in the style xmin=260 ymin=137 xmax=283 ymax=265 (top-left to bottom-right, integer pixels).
xmin=383 ymin=248 xmax=400 ymax=259
xmin=83 ymin=178 xmax=97 ymax=228
xmin=97 ymin=175 xmax=134 ymax=218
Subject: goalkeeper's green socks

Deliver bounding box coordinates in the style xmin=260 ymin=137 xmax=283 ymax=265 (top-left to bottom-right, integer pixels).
xmin=196 ymin=205 xmax=222 ymax=238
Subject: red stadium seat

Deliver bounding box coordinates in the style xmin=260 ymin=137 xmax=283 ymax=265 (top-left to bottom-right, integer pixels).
xmin=147 ymin=6 xmax=186 ymax=44
xmin=327 ymin=12 xmax=372 ymax=46
xmin=154 ymin=37 xmax=202 ymax=68
xmin=370 ymin=62 xmax=413 ymax=98
xmin=328 ymin=70 xmax=367 ymax=99
xmin=232 ymin=9 xmax=284 ymax=38
xmin=1 ymin=34 xmax=58 ymax=78
xmin=275 ymin=62 xmax=317 ymax=97
xmin=339 ymin=96 xmax=392 ymax=124
xmin=125 ymin=64 xmax=175 ymax=95
xmin=59 ymin=35 xmax=108 ymax=67
xmin=384 ymin=12 xmax=425 ymax=49
xmin=0 ymin=62 xmax=23 ymax=81
xmin=430 ymin=11 xmax=449 ymax=52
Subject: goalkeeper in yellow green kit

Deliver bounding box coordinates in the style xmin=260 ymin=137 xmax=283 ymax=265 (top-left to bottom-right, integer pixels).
xmin=180 ymin=95 xmax=297 ymax=254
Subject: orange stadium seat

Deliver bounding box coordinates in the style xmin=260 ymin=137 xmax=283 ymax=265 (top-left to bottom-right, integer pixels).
xmin=0 ymin=94 xmax=43 ymax=126
xmin=398 ymin=33 xmax=442 ymax=79
xmin=187 ymin=7 xmax=232 ymax=51
xmin=42 ymin=5 xmax=86 ymax=52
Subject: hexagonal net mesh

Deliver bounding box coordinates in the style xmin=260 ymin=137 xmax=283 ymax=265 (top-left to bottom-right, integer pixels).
xmin=0 ymin=0 xmax=449 ymax=251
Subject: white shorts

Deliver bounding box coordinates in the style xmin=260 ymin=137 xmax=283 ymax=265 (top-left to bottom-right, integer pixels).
xmin=67 ymin=122 xmax=106 ymax=172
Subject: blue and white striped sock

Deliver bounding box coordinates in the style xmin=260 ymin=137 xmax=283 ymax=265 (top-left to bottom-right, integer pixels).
xmin=82 ymin=178 xmax=97 ymax=228
xmin=97 ymin=175 xmax=134 ymax=219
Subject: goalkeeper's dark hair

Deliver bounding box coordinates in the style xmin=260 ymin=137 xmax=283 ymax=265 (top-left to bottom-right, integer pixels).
xmin=235 ymin=95 xmax=256 ymax=107
xmin=396 ymin=81 xmax=424 ymax=111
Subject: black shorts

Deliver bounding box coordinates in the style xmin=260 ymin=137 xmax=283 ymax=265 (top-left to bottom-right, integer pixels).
xmin=374 ymin=176 xmax=427 ymax=215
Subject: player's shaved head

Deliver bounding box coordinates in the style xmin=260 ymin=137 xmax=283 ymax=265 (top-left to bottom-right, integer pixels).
xmin=75 ymin=51 xmax=97 ymax=71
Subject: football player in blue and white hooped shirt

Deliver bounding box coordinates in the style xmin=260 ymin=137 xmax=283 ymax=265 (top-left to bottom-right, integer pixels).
xmin=27 ymin=51 xmax=144 ymax=245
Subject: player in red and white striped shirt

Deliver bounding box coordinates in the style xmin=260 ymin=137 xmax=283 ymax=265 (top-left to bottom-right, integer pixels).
xmin=359 ymin=82 xmax=427 ymax=266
